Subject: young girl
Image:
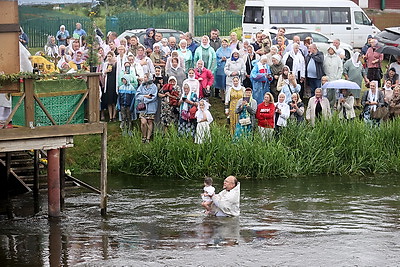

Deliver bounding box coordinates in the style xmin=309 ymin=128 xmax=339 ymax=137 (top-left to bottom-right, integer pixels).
xmin=201 ymin=177 xmax=215 ymax=214
xmin=195 ymin=99 xmax=213 ymax=144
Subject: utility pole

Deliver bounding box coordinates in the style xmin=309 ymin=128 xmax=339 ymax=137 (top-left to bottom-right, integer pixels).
xmin=188 ymin=0 xmax=194 ymax=35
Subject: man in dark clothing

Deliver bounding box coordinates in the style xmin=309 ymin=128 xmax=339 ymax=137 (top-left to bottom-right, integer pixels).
xmin=209 ymin=29 xmax=221 ymax=52
xmin=305 ymin=44 xmax=325 ymax=97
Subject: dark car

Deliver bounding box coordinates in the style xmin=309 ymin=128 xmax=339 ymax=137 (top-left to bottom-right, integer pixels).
xmin=117 ymin=29 xmax=185 ymax=45
xmin=375 ymin=27 xmax=400 ymax=47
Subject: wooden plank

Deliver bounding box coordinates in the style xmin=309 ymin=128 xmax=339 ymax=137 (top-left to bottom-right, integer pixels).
xmin=1 ymin=93 xmax=25 ymax=129
xmin=0 ymin=24 xmax=19 ymax=33
xmin=24 ymin=79 xmax=35 ymax=127
xmin=33 ymin=94 xmax=57 ymax=125
xmin=100 ymin=125 xmax=108 ymax=216
xmin=87 ymin=75 xmax=100 ymax=123
xmin=66 ymin=90 xmax=88 ymax=124
xmin=59 ymin=148 xmax=65 ymax=211
xmin=0 ymin=122 xmax=106 ymax=141
xmin=36 ymin=90 xmax=87 ymax=98
xmin=0 ymin=137 xmax=74 ymax=152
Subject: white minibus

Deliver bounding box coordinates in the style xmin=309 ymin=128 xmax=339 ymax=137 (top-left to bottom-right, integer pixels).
xmin=242 ymin=0 xmax=380 ymax=48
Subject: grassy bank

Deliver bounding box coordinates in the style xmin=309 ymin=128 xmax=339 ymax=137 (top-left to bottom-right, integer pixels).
xmin=66 ymin=116 xmax=400 ymax=179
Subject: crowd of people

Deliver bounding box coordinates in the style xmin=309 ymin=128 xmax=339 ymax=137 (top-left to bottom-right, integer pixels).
xmin=17 ymin=24 xmax=400 ymax=141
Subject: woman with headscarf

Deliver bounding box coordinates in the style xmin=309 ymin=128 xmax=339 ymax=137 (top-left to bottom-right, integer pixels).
xmin=225 ymin=76 xmax=245 ymax=135
xmin=177 ymin=39 xmax=193 ymax=71
xmin=166 ymin=57 xmax=186 ymax=88
xmin=158 ymin=76 xmax=181 ymax=132
xmin=102 ymin=51 xmax=118 ymax=121
xmin=136 ymin=73 xmax=158 ymax=142
xmin=270 ymin=54 xmax=284 ymax=101
xmin=361 ymin=80 xmax=385 ymax=125
xmin=194 ymin=35 xmax=217 ymax=73
xmin=214 ymin=39 xmax=232 ymax=99
xmin=265 ymin=45 xmax=278 ymax=66
xmin=343 ymin=51 xmax=368 ymax=108
xmin=288 ymin=92 xmax=304 ymax=123
xmin=234 ymin=88 xmax=257 ymax=140
xmin=324 ymin=46 xmax=343 ymax=108
xmin=178 ymin=82 xmax=198 ymax=138
xmin=56 ymin=25 xmax=69 ymax=46
xmin=250 ymin=55 xmax=273 ymax=104
xmin=182 ymin=68 xmax=200 ymax=97
xmin=255 ymin=92 xmax=275 ymax=140
xmin=243 ymin=45 xmax=259 ymax=88
xmin=165 ymin=50 xmax=185 ymax=73
xmin=195 ymin=99 xmax=213 ymax=144
xmin=143 ymin=28 xmax=156 ymax=51
xmin=276 ymin=36 xmax=286 ymax=56
xmin=224 ymin=50 xmax=246 ymax=95
xmin=44 ymin=36 xmax=59 ymax=58
xmin=282 ymin=43 xmax=305 ymax=85
xmin=281 ymin=72 xmax=301 ymax=104
xmin=274 ymin=92 xmax=290 ymax=135
xmin=135 ymin=45 xmax=155 ymax=76
xmin=239 ymin=40 xmax=250 ymax=59
xmin=306 ymin=88 xmax=331 ymax=126
xmin=336 ymin=88 xmax=355 ymax=120
xmin=194 ymin=60 xmax=214 ymax=99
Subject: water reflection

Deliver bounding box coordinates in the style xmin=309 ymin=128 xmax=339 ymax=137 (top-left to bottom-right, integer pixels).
xmin=0 ymin=174 xmax=399 ymax=266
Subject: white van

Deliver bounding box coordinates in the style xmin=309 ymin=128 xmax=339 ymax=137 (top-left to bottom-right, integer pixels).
xmin=242 ymin=0 xmax=380 ymax=48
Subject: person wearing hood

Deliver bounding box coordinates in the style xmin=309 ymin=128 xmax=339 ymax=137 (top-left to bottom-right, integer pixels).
xmin=250 ymin=55 xmax=273 ymax=104
xmin=323 ymin=46 xmax=343 ymax=108
xmin=182 ymin=68 xmax=200 ymax=97
xmin=194 ymin=35 xmax=217 ymax=73
xmin=118 ymin=61 xmax=138 ymax=88
xmin=144 ymin=28 xmax=156 ymax=51
xmin=194 ymin=60 xmax=214 ymax=99
xmin=269 ymin=54 xmax=284 ymax=101
xmin=177 ymin=39 xmax=193 ymax=71
xmin=195 ymin=99 xmax=213 ymax=144
xmin=44 ymin=35 xmax=59 ymax=58
xmin=136 ymin=73 xmax=158 ymax=143
xmin=211 ymin=176 xmax=240 ymax=217
xmin=159 ymin=76 xmax=181 ymax=132
xmin=214 ymin=39 xmax=232 ymax=99
xmin=224 ymin=50 xmax=246 ymax=98
xmin=225 ymin=76 xmax=246 ymax=135
xmin=343 ymin=51 xmax=368 ymax=108
xmin=117 ymin=75 xmax=137 ymax=133
xmin=56 ymin=25 xmax=69 ymax=46
xmin=166 ymin=57 xmax=186 ymax=88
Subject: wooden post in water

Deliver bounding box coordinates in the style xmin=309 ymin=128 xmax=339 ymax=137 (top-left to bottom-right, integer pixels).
xmin=33 ymin=150 xmax=40 ymax=214
xmin=47 ymin=149 xmax=61 ymax=217
xmin=59 ymin=148 xmax=65 ymax=211
xmin=100 ymin=125 xmax=108 ymax=216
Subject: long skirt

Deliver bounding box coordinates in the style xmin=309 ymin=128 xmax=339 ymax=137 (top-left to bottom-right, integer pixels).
xmin=195 ymin=121 xmax=211 ymax=144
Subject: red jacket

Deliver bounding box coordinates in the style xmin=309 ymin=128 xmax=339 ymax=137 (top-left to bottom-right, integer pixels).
xmin=194 ymin=67 xmax=214 ymax=98
xmin=256 ymin=102 xmax=275 ymax=128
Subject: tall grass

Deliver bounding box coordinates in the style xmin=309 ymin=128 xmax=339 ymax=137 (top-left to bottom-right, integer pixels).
xmin=106 ymin=117 xmax=400 ymax=179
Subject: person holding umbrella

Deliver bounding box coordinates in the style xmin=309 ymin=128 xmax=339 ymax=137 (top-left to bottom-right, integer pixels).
xmin=336 ymin=89 xmax=355 ymax=120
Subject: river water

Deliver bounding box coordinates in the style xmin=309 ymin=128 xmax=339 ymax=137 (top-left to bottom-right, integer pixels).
xmin=0 ymin=174 xmax=399 ymax=266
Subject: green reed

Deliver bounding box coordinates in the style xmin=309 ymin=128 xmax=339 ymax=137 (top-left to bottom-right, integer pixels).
xmin=106 ymin=117 xmax=400 ymax=179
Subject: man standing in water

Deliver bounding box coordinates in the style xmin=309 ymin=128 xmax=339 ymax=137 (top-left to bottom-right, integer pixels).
xmin=211 ymin=176 xmax=240 ymax=217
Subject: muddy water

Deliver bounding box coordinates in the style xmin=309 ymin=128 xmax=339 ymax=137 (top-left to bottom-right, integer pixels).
xmin=0 ymin=174 xmax=399 ymax=266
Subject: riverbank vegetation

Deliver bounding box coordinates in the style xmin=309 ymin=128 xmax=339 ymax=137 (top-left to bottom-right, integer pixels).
xmin=67 ymin=116 xmax=400 ymax=179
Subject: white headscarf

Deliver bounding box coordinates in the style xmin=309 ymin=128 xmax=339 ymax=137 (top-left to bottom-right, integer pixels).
xmin=201 ymin=35 xmax=210 ymax=49
xmin=368 ymin=80 xmax=379 ymax=112
xmin=351 ymin=52 xmax=361 ymax=68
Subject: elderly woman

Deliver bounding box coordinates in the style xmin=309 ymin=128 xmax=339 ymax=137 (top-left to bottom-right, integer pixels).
xmin=229 ymin=32 xmax=241 ymax=51
xmin=195 ymin=60 xmax=214 ymax=99
xmin=324 ymin=46 xmax=343 ymax=108
xmin=136 ymin=73 xmax=158 ymax=143
xmin=256 ymin=92 xmax=275 ymax=140
xmin=306 ymin=88 xmax=331 ymax=126
xmin=158 ymin=76 xmax=181 ymax=132
xmin=194 ymin=35 xmax=217 ymax=73
xmin=265 ymin=45 xmax=278 ymax=66
xmin=343 ymin=51 xmax=368 ymax=108
xmin=214 ymin=39 xmax=232 ymax=99
xmin=178 ymin=83 xmax=198 ymax=137
xmin=243 ymin=45 xmax=259 ymax=88
xmin=281 ymin=72 xmax=301 ymax=104
xmin=165 ymin=50 xmax=185 ymax=73
xmin=224 ymin=50 xmax=246 ymax=93
xmin=44 ymin=35 xmax=59 ymax=58
xmin=177 ymin=39 xmax=193 ymax=71
xmin=270 ymin=54 xmax=284 ymax=101
xmin=250 ymin=55 xmax=273 ymax=104
xmin=166 ymin=57 xmax=186 ymax=88
xmin=234 ymin=88 xmax=257 ymax=139
xmin=289 ymin=93 xmax=304 ymax=122
xmin=336 ymin=89 xmax=355 ymax=120
xmin=384 ymin=67 xmax=400 ymax=88
xmin=225 ymin=76 xmax=245 ymax=135
xmin=361 ymin=80 xmax=385 ymax=124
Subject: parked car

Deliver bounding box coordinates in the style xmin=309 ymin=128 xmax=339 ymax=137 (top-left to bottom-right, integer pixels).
xmin=266 ymin=28 xmax=353 ymax=60
xmin=375 ymin=27 xmax=400 ymax=47
xmin=118 ymin=29 xmax=185 ymax=45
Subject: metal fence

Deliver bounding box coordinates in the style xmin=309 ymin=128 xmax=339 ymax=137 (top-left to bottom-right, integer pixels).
xmin=19 ymin=6 xmax=90 ymax=48
xmin=106 ymin=11 xmax=242 ymax=37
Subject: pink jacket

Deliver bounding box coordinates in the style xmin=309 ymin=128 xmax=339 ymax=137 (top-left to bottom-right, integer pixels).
xmin=365 ymin=46 xmax=383 ymax=68
xmin=194 ymin=67 xmax=214 ymax=98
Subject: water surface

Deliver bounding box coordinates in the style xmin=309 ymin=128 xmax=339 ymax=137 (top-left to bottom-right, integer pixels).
xmin=0 ymin=174 xmax=399 ymax=266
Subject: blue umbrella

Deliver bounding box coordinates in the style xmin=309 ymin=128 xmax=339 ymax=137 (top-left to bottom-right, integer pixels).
xmin=322 ymin=79 xmax=361 ymax=90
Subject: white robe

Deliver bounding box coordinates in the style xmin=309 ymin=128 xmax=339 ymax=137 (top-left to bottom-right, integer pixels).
xmin=211 ymin=183 xmax=240 ymax=217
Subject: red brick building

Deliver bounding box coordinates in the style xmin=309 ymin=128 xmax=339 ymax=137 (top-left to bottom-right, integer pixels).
xmin=352 ymin=0 xmax=400 ymax=10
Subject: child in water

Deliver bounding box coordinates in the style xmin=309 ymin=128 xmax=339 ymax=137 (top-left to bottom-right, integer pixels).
xmin=201 ymin=177 xmax=215 ymax=214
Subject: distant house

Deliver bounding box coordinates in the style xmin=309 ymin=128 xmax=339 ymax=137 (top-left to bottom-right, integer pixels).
xmin=352 ymin=0 xmax=400 ymax=10
xmin=18 ymin=0 xmax=93 ymax=5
